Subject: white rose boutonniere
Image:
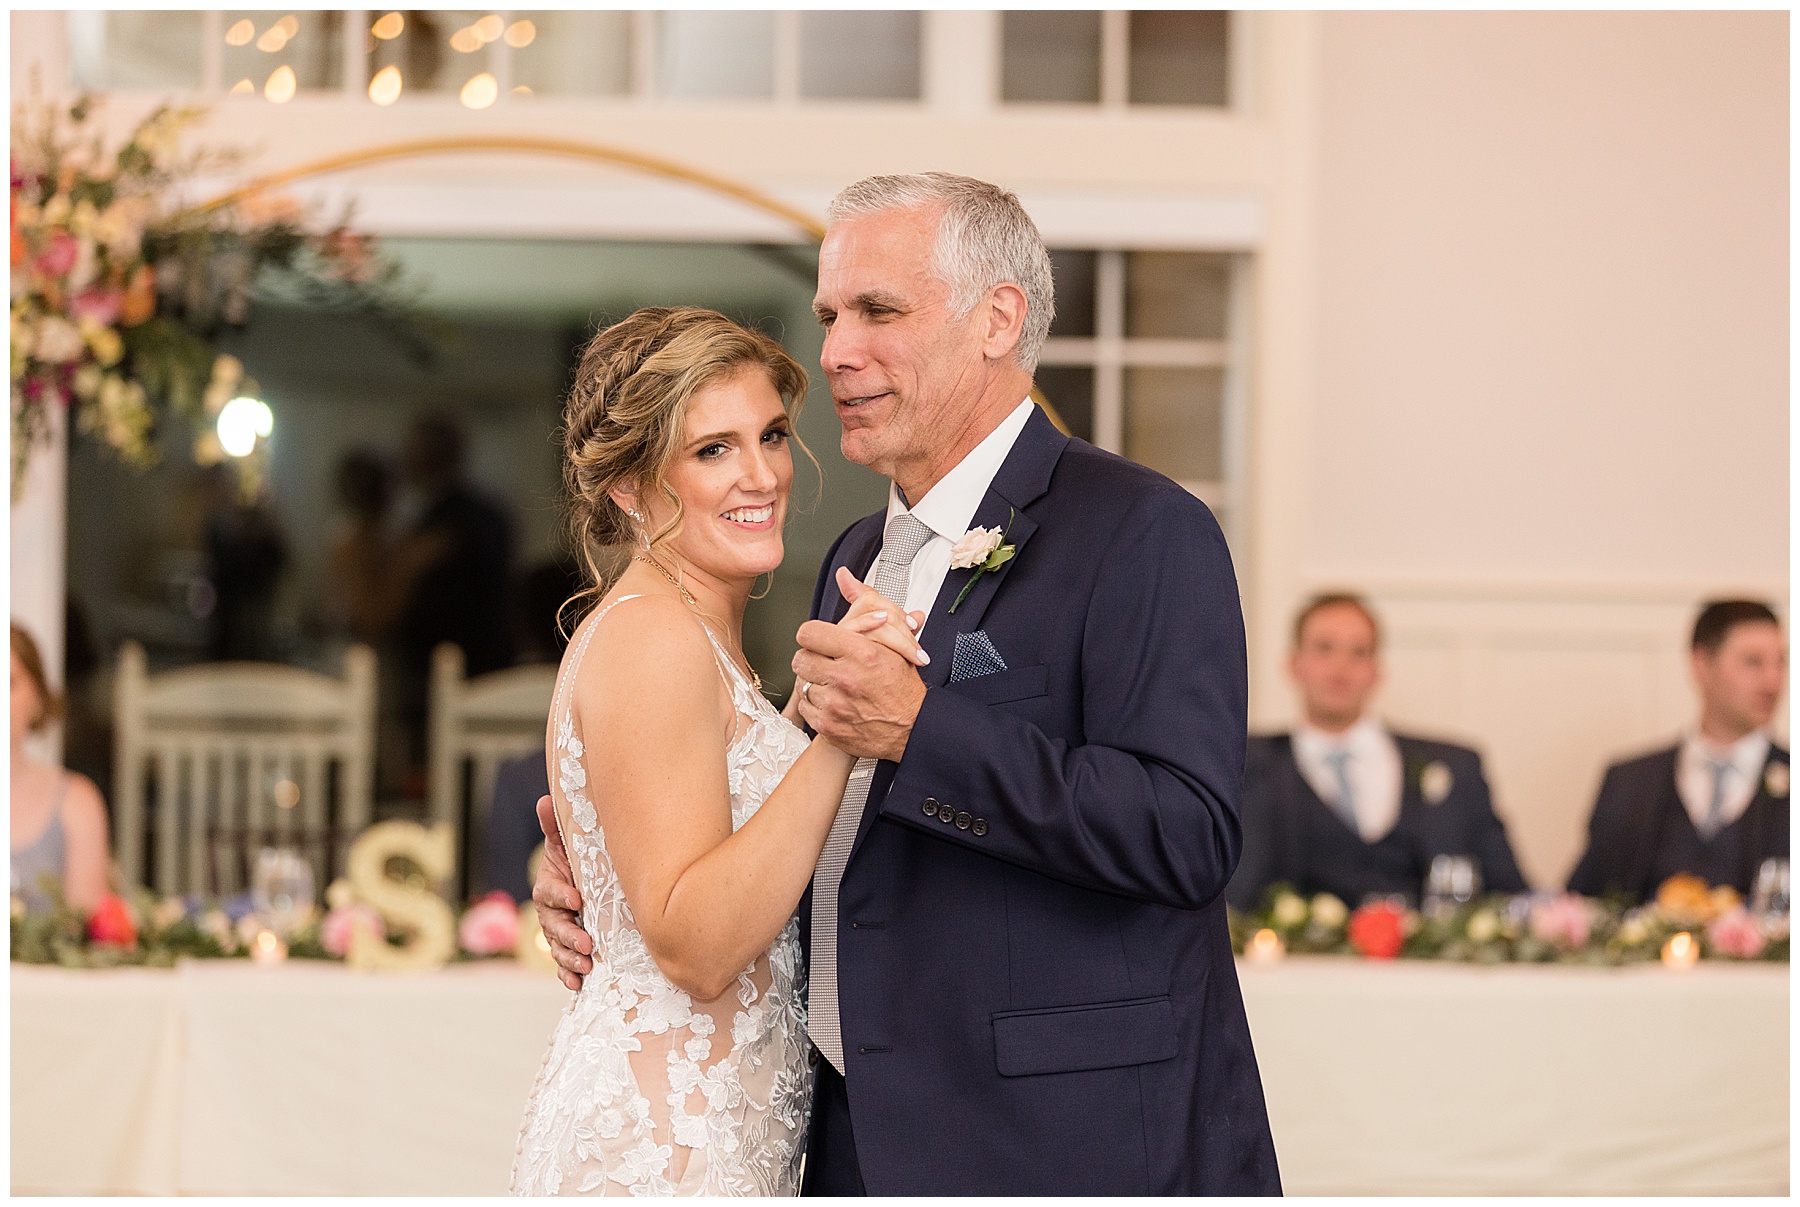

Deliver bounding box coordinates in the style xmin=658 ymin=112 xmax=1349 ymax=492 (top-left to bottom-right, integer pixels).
xmin=1419 ymin=761 xmax=1454 ymax=805
xmin=1764 ymin=762 xmax=1789 ymax=800
xmin=948 ymin=509 xmax=1017 ymax=613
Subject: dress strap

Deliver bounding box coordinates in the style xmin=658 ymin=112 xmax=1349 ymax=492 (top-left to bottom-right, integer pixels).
xmin=552 ymin=594 xmax=647 ymax=721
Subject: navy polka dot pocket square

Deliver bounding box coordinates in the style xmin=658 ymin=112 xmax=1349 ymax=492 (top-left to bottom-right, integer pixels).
xmin=950 ymin=630 xmax=1009 ymax=683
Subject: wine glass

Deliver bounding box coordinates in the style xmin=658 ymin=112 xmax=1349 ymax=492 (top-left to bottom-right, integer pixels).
xmin=251 ymin=847 xmax=316 ymax=939
xmin=1752 ymin=858 xmax=1790 ymax=936
xmin=1424 ymin=854 xmax=1482 ymax=917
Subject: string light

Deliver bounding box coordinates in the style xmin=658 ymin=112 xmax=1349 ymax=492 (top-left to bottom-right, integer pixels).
xmin=217 ymin=397 xmax=274 ymax=456
xmin=459 ymin=72 xmax=498 ymax=110
xmin=229 ymin=78 xmax=254 ymax=95
xmin=509 ymin=85 xmax=533 ymax=96
xmin=449 ymin=25 xmax=482 ymax=53
xmin=275 ymin=15 xmax=299 ymax=38
xmin=224 ymin=18 xmax=255 ymax=46
xmin=368 ymin=65 xmax=402 ymax=105
xmin=263 ymin=65 xmax=297 ymax=103
xmin=370 ymin=11 xmax=404 ymax=40
xmin=503 ymin=19 xmax=536 ymax=48
xmin=256 ymin=24 xmax=289 ymax=53
xmin=473 ymin=14 xmax=505 ymax=43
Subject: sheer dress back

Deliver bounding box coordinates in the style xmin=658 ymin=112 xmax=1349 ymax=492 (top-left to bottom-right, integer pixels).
xmin=511 ymin=594 xmax=814 ymax=1196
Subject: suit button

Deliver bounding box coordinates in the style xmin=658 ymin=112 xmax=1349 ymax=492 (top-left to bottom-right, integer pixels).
xmin=922 ymin=799 xmax=939 ymax=818
xmin=954 ymin=811 xmax=972 ymax=829
xmin=971 ymin=819 xmax=988 ymax=837
xmin=940 ymin=808 xmax=955 ymax=825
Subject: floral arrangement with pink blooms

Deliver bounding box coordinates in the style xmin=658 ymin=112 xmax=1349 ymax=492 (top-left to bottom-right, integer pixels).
xmin=458 ymin=890 xmax=522 ymax=956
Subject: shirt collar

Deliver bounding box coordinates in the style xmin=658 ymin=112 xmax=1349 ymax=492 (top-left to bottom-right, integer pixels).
xmin=884 ymin=398 xmax=1036 ymax=541
xmin=1683 ymin=729 xmax=1771 ymax=776
xmin=1294 ymin=714 xmax=1387 ymax=759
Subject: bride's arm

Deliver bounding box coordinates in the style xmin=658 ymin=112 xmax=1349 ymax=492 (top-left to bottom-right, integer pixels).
xmin=576 ymin=595 xmax=856 ymax=1001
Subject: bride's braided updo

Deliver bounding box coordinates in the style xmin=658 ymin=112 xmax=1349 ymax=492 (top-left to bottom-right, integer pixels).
xmin=561 ymin=307 xmax=810 ymax=624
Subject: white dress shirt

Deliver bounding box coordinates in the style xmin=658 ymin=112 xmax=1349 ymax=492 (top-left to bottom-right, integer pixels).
xmin=1675 ymin=729 xmax=1770 ymax=834
xmin=868 ymin=398 xmax=1036 ymax=635
xmin=1291 ymin=715 xmax=1405 ymax=844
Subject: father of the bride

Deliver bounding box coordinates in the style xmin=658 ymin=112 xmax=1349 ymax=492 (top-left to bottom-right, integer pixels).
xmin=536 ymin=172 xmax=1279 ymax=1195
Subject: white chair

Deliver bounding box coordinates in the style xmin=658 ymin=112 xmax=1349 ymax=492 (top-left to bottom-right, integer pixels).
xmin=113 ymin=642 xmax=376 ymax=897
xmin=428 ymin=643 xmax=557 ymax=899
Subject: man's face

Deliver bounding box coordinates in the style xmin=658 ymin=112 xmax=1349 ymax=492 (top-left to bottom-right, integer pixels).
xmin=812 ymin=207 xmax=985 ymax=484
xmin=1693 ymin=621 xmax=1786 ymax=737
xmin=1289 ymin=603 xmax=1381 ymax=731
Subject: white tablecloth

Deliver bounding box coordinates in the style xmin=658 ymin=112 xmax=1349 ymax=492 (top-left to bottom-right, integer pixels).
xmin=11 ymin=957 xmax=1788 ymax=1194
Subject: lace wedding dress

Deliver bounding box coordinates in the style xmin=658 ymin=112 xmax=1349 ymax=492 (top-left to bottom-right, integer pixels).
xmin=511 ymin=594 xmax=814 ymax=1196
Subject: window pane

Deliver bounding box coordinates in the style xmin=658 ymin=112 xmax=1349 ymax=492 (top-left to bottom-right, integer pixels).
xmin=801 ymin=11 xmax=920 ymax=101
xmin=1124 ymin=367 xmax=1223 ymax=483
xmin=1001 ymin=11 xmax=1100 ymax=104
xmin=1032 ymin=365 xmax=1095 ymax=445
xmin=1125 ymin=252 xmax=1231 ymax=341
xmin=222 ymin=11 xmax=343 ymax=95
xmin=658 ymin=11 xmax=774 ymax=100
xmin=1048 ymin=249 xmax=1097 ymax=339
xmin=1128 ymin=10 xmax=1229 ymax=107
xmin=509 ymin=11 xmax=631 ymax=97
xmin=368 ymin=11 xmax=499 ymax=95
xmin=68 ymin=11 xmax=204 ymax=90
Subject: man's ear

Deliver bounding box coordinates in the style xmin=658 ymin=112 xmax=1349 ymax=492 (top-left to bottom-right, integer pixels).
xmin=979 ymin=282 xmax=1028 ymax=363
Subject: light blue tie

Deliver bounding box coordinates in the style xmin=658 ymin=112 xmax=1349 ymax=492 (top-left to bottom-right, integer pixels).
xmin=1699 ymin=758 xmax=1733 ymax=841
xmin=1323 ymin=748 xmax=1358 ymax=834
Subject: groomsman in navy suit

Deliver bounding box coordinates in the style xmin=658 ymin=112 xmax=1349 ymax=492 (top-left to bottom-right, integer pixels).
xmin=1567 ymin=600 xmax=1789 ymax=904
xmin=538 ymin=173 xmax=1280 ymax=1195
xmin=1228 ymin=594 xmax=1528 ymax=910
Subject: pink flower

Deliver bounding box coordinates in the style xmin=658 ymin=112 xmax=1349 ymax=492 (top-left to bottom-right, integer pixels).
xmin=35 ymin=230 xmax=77 ymax=278
xmin=1705 ymin=906 xmax=1767 ymax=959
xmin=320 ymin=903 xmax=384 ymax=957
xmin=1529 ymin=893 xmax=1592 ymax=950
xmin=69 ymin=286 xmax=121 ymax=327
xmin=458 ymin=891 xmax=520 ymax=956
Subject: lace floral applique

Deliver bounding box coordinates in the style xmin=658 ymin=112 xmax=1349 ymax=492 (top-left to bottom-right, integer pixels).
xmin=511 ymin=599 xmax=815 ymax=1197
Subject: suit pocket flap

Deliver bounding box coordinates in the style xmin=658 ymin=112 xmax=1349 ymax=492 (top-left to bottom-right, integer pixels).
xmin=951 ymin=663 xmax=1048 ymax=705
xmin=992 ymin=996 xmax=1176 ymax=1077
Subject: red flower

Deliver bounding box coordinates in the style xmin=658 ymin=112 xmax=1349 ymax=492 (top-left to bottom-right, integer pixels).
xmin=1348 ymin=901 xmax=1406 ymax=959
xmin=35 ymin=230 xmax=77 ymax=279
xmin=86 ymin=893 xmax=139 ymax=947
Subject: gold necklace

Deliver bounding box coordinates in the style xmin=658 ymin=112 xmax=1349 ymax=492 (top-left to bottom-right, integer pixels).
xmin=634 ymin=554 xmax=763 ymax=693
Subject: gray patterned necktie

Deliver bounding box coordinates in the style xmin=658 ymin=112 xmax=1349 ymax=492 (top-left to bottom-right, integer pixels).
xmin=1324 ymin=748 xmax=1358 ymax=834
xmin=808 ymin=511 xmax=935 ymax=1074
xmin=1700 ymin=758 xmax=1733 ymax=841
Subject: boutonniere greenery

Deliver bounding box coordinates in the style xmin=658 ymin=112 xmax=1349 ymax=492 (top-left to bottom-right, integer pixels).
xmin=948 ymin=509 xmax=1016 ymax=613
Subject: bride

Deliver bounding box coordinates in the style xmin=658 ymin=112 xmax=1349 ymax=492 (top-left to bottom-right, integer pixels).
xmin=510 ymin=307 xmax=922 ymax=1196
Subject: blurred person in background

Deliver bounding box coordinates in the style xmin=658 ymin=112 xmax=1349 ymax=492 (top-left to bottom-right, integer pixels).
xmin=1228 ymin=593 xmax=1528 ymax=909
xmin=11 ymin=623 xmax=110 ymax=914
xmin=201 ymin=463 xmax=289 ymax=662
xmin=476 ymin=559 xmax=580 ymax=903
xmin=1567 ymin=600 xmax=1789 ymax=903
xmin=394 ymin=412 xmax=516 ymax=789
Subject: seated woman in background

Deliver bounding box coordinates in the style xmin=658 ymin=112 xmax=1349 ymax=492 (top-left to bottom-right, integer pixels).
xmin=11 ymin=623 xmax=110 ymax=913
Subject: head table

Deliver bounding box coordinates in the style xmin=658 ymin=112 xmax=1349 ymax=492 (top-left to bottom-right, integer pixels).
xmin=11 ymin=956 xmax=1786 ymax=1195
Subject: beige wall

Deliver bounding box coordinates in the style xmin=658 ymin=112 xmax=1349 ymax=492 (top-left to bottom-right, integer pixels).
xmin=1251 ymin=11 xmax=1788 ymax=885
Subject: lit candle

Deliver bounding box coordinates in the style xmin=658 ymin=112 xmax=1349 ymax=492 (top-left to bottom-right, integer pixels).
xmin=251 ymin=928 xmax=288 ymax=965
xmin=1244 ymin=928 xmax=1286 ymax=964
xmin=1661 ymin=931 xmax=1699 ymax=970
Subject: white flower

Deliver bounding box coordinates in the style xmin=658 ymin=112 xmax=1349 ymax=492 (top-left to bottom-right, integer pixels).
xmin=1309 ymin=893 xmax=1349 ymax=930
xmin=34 ymin=316 xmax=85 ymax=363
xmin=1420 ymin=761 xmax=1454 ymax=805
xmin=1466 ymin=909 xmax=1501 ymax=944
xmin=1269 ymin=890 xmax=1308 ymax=929
xmin=1765 ymin=763 xmax=1789 ymax=799
xmin=949 ymin=525 xmax=1005 ymax=570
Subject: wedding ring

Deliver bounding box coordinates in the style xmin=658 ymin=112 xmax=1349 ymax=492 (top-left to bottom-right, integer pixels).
xmin=799 ymin=681 xmax=811 ymax=697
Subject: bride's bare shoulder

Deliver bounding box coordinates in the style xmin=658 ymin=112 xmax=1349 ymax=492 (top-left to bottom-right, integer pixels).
xmin=567 ymin=592 xmax=721 ymax=716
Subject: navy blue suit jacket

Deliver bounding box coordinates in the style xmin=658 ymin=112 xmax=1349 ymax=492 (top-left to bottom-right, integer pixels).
xmin=800 ymin=407 xmax=1279 ymax=1195
xmin=1228 ymin=732 xmax=1528 ymax=909
xmin=1566 ymin=742 xmax=1791 ymax=904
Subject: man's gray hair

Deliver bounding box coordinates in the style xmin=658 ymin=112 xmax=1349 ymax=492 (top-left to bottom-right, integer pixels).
xmin=827 ymin=172 xmax=1055 ymax=373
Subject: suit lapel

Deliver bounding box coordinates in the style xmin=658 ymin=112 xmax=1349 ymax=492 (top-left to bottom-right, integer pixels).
xmin=845 ymin=405 xmax=1069 ymax=861
xmin=823 ymin=516 xmax=886 ymax=623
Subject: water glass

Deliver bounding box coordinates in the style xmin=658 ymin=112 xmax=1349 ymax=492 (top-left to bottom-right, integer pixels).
xmin=252 ymin=847 xmax=316 ymax=938
xmin=1424 ymin=854 xmax=1482 ymax=915
xmin=1752 ymin=858 xmax=1790 ymax=928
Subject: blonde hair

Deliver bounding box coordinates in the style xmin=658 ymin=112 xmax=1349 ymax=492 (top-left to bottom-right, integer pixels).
xmin=561 ymin=307 xmax=812 ymax=630
xmin=11 ymin=622 xmax=61 ymax=732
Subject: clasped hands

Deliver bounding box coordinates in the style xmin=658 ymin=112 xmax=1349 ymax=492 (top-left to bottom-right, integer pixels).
xmin=532 ymin=568 xmax=926 ymax=989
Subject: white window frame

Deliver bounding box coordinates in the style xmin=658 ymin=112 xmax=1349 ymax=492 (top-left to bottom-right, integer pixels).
xmin=1037 ymin=249 xmax=1250 ymax=544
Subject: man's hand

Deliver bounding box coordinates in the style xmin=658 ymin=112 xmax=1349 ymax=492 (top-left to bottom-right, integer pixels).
xmin=532 ymin=795 xmax=593 ymax=991
xmin=792 ymin=567 xmax=929 ymax=762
